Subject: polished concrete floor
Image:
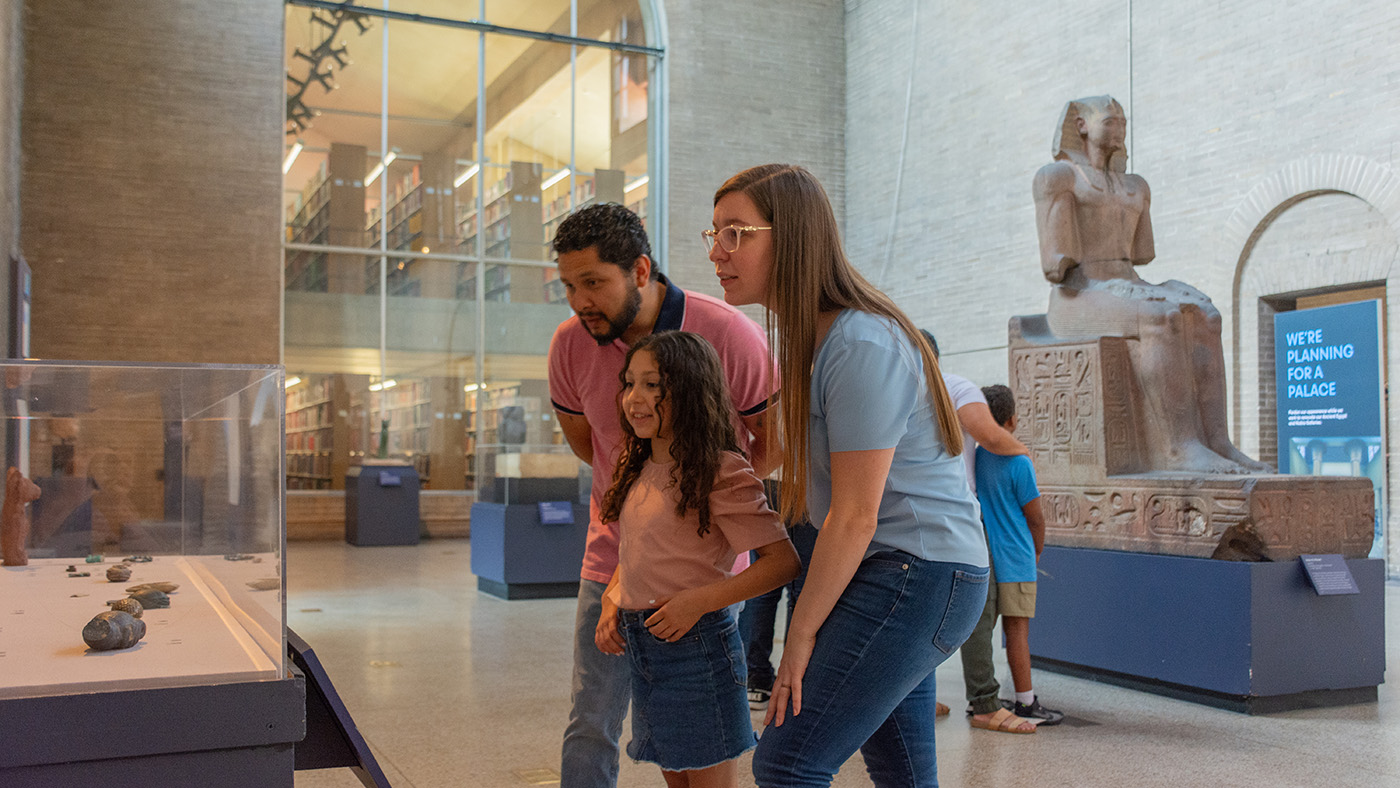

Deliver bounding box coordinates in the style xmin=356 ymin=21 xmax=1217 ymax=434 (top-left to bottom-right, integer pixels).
xmin=288 ymin=541 xmax=1399 ymax=788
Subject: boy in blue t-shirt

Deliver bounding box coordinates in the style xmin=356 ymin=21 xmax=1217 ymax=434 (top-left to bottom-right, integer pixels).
xmin=970 ymin=385 xmax=1062 ymax=728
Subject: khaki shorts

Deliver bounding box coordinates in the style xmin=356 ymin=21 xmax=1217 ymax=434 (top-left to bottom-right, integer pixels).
xmin=994 ymin=581 xmax=1037 ymax=619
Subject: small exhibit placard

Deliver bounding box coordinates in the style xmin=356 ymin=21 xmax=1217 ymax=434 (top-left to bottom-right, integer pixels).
xmin=377 ymin=471 xmax=402 ymax=487
xmin=538 ymin=501 xmax=575 ymax=525
xmin=1299 ymin=554 xmax=1360 ymax=595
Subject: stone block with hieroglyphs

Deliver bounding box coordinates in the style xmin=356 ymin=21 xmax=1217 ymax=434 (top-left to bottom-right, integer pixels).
xmin=1009 ymin=315 xmax=1373 ymax=560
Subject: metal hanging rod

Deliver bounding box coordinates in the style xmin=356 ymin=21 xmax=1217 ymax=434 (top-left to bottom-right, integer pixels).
xmin=286 ymin=0 xmax=665 ymax=58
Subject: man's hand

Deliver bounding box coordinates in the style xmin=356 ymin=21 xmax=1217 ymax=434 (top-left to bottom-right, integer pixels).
xmin=594 ymin=598 xmax=624 ymax=655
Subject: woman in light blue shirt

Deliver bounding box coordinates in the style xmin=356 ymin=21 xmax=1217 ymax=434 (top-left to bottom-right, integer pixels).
xmin=707 ymin=163 xmax=989 ymax=787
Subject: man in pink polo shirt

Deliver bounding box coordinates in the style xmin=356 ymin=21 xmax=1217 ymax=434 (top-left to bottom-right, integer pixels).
xmin=548 ymin=203 xmax=773 ymax=787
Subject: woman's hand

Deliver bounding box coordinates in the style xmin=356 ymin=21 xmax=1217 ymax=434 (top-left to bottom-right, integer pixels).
xmin=765 ymin=629 xmax=816 ymax=727
xmin=644 ymin=588 xmax=706 ymax=642
xmin=594 ymin=598 xmax=625 ymax=655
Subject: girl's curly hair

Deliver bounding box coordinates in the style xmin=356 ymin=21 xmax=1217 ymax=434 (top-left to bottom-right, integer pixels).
xmin=599 ymin=331 xmax=741 ymax=537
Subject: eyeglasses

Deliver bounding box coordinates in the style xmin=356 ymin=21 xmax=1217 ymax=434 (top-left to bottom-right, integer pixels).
xmin=701 ymin=225 xmax=772 ymax=253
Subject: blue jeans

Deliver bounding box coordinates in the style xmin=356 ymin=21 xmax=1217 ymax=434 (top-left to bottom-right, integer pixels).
xmin=561 ymin=579 xmax=630 ymax=788
xmin=751 ymin=553 xmax=989 ymax=787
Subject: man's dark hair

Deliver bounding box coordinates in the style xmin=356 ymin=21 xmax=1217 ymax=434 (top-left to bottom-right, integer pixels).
xmin=919 ymin=329 xmax=940 ymax=359
xmin=552 ymin=202 xmax=657 ymax=280
xmin=982 ymin=384 xmax=1015 ymax=427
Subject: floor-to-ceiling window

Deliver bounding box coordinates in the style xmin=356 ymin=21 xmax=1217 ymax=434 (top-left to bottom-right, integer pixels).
xmin=281 ymin=0 xmax=661 ymax=494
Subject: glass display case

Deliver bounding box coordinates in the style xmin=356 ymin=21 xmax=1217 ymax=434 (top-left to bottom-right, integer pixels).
xmin=0 ymin=361 xmax=285 ymax=700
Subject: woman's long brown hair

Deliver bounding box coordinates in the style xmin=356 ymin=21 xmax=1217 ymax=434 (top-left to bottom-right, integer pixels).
xmin=598 ymin=331 xmax=741 ymax=537
xmin=713 ymin=164 xmax=962 ymax=526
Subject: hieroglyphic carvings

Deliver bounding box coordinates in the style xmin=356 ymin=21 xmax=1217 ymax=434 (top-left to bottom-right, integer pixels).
xmin=1029 ymin=477 xmax=1373 ymax=559
xmin=1013 ymin=343 xmax=1102 ymax=474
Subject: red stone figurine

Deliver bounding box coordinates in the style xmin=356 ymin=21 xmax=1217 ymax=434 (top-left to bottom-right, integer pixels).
xmin=2 ymin=467 xmax=42 ymax=566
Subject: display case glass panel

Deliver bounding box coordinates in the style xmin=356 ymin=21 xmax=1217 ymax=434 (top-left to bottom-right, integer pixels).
xmin=477 ymin=386 xmax=587 ymax=507
xmin=0 ymin=361 xmax=285 ymax=700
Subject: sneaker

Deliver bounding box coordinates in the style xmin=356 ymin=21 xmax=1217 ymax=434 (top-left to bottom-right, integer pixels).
xmin=748 ymin=687 xmax=771 ymax=710
xmin=1011 ymin=697 xmax=1064 ymax=726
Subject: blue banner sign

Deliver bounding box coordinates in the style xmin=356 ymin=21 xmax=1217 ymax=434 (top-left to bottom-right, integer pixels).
xmin=1274 ymin=300 xmax=1384 ymax=557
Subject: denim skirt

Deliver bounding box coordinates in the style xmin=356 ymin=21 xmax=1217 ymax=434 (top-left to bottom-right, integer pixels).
xmin=620 ymin=607 xmax=756 ymax=771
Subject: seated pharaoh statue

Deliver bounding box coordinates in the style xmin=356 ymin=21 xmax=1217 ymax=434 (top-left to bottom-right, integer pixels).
xmin=1009 ymin=95 xmax=1373 ymax=559
xmin=1032 ymin=95 xmax=1267 ymax=474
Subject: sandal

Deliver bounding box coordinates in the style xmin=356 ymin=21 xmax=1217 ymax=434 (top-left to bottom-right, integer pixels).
xmin=968 ymin=707 xmax=1036 ymax=734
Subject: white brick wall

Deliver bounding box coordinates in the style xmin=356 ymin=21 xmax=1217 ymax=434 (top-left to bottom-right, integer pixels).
xmin=660 ymin=0 xmax=846 ymax=330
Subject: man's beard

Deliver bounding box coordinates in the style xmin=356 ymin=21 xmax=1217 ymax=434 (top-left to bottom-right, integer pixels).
xmin=585 ymin=281 xmax=642 ymax=346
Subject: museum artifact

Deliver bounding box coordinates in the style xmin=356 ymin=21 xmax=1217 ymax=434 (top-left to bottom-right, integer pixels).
xmin=1011 ymin=95 xmax=1373 ymax=560
xmin=106 ymin=564 xmax=132 ymax=582
xmin=68 ymin=571 xmax=90 ymax=577
xmin=127 ymin=588 xmax=170 ymax=609
xmin=106 ymin=598 xmax=144 ymax=618
xmin=1 ymin=467 xmax=41 ymax=566
xmin=246 ymin=577 xmax=280 ymax=591
xmin=126 ymin=555 xmax=153 ymax=563
xmin=82 ymin=610 xmax=147 ymax=651
xmin=85 ymin=554 xmax=103 ymax=563
xmin=127 ymin=581 xmax=179 ymax=594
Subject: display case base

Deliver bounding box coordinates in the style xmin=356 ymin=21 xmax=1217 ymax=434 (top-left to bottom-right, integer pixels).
xmin=1030 ymin=546 xmax=1385 ymax=714
xmin=477 ymin=577 xmax=581 ymax=600
xmin=470 ymin=502 xmax=588 ymax=600
xmin=0 ymin=674 xmax=305 ymax=787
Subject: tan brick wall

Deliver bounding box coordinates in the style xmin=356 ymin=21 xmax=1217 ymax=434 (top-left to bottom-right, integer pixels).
xmin=0 ymin=0 xmax=19 ymax=356
xmin=20 ymin=0 xmax=283 ymax=365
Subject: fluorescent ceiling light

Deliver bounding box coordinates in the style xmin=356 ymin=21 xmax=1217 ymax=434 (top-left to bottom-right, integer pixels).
xmin=463 ymin=383 xmax=480 ymax=392
xmin=624 ymin=175 xmax=649 ymax=194
xmin=365 ymin=150 xmax=397 ymax=186
xmin=282 ymin=140 xmax=304 ymax=175
xmin=541 ymin=167 xmax=571 ymax=191
xmin=453 ymin=163 xmax=480 ymax=188
xmin=284 ymin=376 xmax=302 ymax=388
xmin=381 ymin=379 xmax=397 ymax=390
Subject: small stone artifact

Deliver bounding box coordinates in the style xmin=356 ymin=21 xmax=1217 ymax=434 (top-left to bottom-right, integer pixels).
xmin=126 ymin=581 xmax=179 ymax=594
xmin=106 ymin=565 xmax=133 ymax=582
xmin=82 ymin=610 xmax=147 ymax=651
xmin=1 ymin=467 xmax=42 ymax=566
xmin=68 ymin=571 xmax=90 ymax=578
xmin=127 ymin=588 xmax=169 ymax=609
xmin=223 ymin=554 xmax=253 ymax=561
xmin=246 ymin=577 xmax=280 ymax=591
xmin=126 ymin=555 xmax=153 ymax=563
xmin=85 ymin=554 xmax=103 ymax=563
xmin=106 ymin=598 xmax=144 ymax=618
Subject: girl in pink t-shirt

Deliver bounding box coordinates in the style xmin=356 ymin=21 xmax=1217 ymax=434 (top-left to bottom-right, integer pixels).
xmin=594 ymin=330 xmax=799 ymax=787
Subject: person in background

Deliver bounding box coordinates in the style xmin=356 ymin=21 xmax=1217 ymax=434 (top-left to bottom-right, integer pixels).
xmin=967 ymin=384 xmax=1062 ymax=731
xmin=917 ymin=329 xmax=1034 ymax=729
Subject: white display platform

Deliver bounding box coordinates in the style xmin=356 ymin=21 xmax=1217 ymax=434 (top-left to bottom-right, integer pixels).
xmin=0 ymin=554 xmax=282 ymax=699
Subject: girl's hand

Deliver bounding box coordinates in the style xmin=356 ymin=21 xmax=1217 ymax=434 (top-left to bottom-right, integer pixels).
xmin=644 ymin=589 xmax=706 ymax=642
xmin=595 ymin=602 xmax=625 ymax=655
xmin=765 ymin=629 xmax=816 ymax=727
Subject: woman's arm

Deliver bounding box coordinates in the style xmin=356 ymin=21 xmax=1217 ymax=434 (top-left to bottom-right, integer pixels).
xmin=644 ymin=537 xmax=800 ymax=641
xmin=766 ymin=446 xmax=895 ymax=727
